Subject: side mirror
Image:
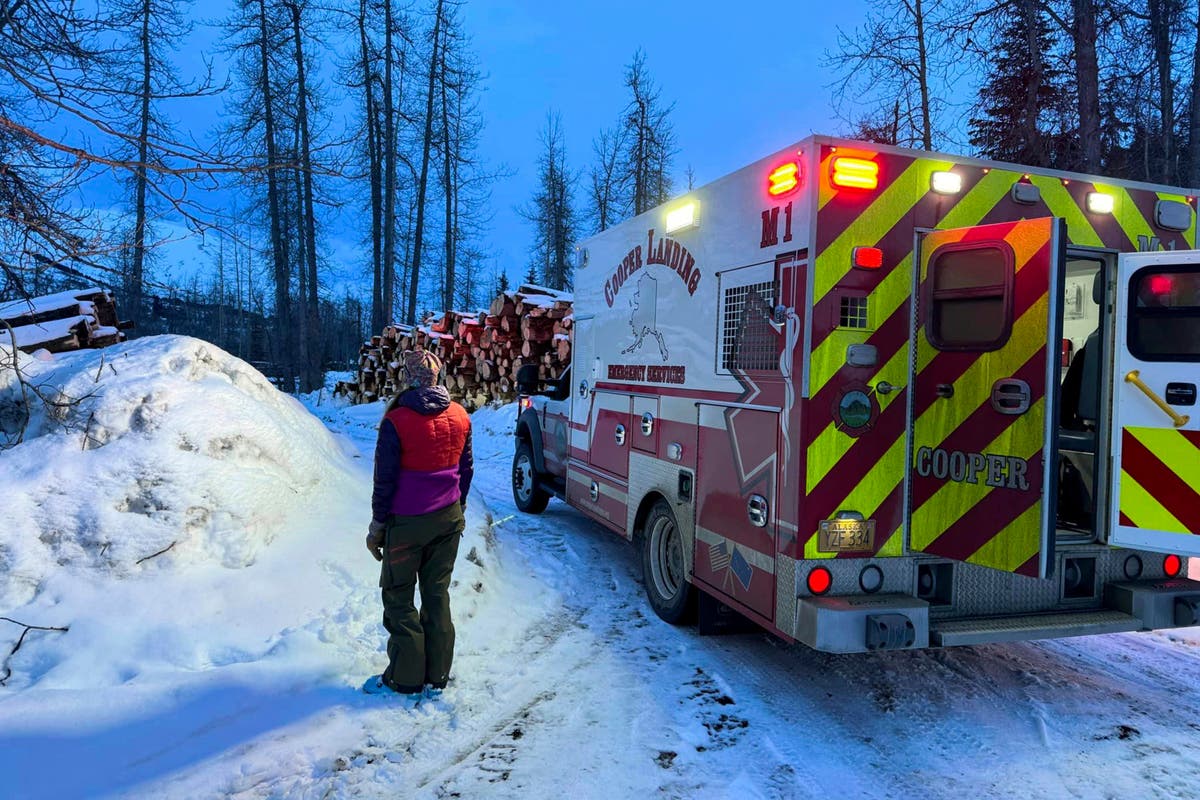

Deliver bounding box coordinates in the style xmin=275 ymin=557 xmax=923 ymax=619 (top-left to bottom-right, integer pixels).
xmin=516 ymin=363 xmax=541 ymax=395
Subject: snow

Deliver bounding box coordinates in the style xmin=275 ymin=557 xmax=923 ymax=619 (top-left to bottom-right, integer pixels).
xmin=5 ymin=315 xmax=91 ymax=348
xmin=3 ymin=340 xmax=1200 ymax=799
xmin=0 ymin=288 xmax=104 ymax=321
xmin=515 ymin=284 xmax=572 ymax=303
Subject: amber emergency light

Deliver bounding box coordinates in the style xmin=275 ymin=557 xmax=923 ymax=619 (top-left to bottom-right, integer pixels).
xmin=831 ymin=156 xmax=879 ymax=189
xmin=768 ymin=162 xmax=800 ymax=196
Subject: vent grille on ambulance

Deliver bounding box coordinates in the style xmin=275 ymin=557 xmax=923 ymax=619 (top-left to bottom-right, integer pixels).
xmin=721 ymin=280 xmax=779 ymax=371
xmin=839 ymin=296 xmax=869 ymax=329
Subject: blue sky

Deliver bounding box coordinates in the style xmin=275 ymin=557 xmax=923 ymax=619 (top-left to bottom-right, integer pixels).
xmin=466 ymin=0 xmax=866 ymax=284
xmin=109 ymin=0 xmax=866 ymax=303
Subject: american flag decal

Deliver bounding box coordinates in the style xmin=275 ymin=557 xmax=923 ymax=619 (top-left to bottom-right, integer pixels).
xmin=730 ymin=546 xmax=753 ymax=591
xmin=709 ymin=540 xmax=732 ymax=572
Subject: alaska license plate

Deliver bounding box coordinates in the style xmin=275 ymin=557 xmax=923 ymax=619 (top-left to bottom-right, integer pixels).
xmin=817 ymin=519 xmax=877 ymax=553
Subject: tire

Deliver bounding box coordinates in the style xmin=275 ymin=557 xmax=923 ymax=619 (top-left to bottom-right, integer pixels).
xmin=641 ymin=499 xmax=696 ymax=624
xmin=512 ymin=438 xmax=551 ymax=514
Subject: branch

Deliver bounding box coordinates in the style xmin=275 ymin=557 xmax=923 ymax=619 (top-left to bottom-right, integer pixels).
xmin=0 ymin=616 xmax=68 ymax=686
xmin=135 ymin=540 xmax=176 ymax=564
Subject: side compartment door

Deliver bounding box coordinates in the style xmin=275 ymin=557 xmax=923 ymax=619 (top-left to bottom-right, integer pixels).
xmin=908 ymin=217 xmax=1066 ymax=578
xmin=1108 ymin=254 xmax=1200 ymax=553
xmin=588 ymin=391 xmax=631 ymax=479
xmin=694 ymin=403 xmax=778 ymax=623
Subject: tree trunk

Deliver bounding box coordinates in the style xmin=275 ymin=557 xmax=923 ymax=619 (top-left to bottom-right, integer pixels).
xmin=360 ymin=0 xmax=384 ymax=336
xmin=440 ymin=18 xmax=454 ymax=312
xmin=1149 ymin=0 xmax=1175 ymax=183
xmin=1190 ymin=6 xmax=1200 ymax=185
xmin=130 ymin=0 xmax=152 ymax=326
xmin=1019 ymin=0 xmax=1045 ymax=165
xmin=408 ymin=0 xmax=443 ymax=324
xmin=1073 ymin=0 xmax=1101 ymax=172
xmin=382 ymin=0 xmax=398 ymax=327
xmin=290 ymin=1 xmax=321 ymax=392
xmin=914 ymin=0 xmax=932 ymax=150
xmin=255 ymin=0 xmax=292 ymax=385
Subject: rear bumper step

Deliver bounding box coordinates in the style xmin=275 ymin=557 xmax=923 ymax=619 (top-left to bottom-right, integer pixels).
xmin=931 ymin=610 xmax=1141 ymax=647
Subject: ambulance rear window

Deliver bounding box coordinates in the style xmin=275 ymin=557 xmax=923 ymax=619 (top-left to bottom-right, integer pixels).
xmin=926 ymin=242 xmax=1014 ymax=351
xmin=1128 ymin=267 xmax=1200 ymax=362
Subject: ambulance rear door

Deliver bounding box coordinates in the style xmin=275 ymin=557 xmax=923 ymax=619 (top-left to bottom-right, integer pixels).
xmin=1107 ymin=253 xmax=1200 ymax=554
xmin=907 ymin=217 xmax=1067 ymax=579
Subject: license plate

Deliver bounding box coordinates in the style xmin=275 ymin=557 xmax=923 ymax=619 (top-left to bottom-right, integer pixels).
xmin=817 ymin=519 xmax=876 ymax=553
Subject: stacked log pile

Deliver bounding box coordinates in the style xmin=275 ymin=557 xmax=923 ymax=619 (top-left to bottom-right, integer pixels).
xmin=0 ymin=288 xmax=131 ymax=354
xmin=335 ymin=284 xmax=573 ymax=410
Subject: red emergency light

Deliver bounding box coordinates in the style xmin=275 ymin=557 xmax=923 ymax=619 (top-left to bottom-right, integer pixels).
xmin=1164 ymin=554 xmax=1183 ymax=578
xmin=831 ymin=157 xmax=879 ymax=190
xmin=1148 ymin=274 xmax=1175 ymax=298
xmin=768 ymin=162 xmax=800 ymax=196
xmin=852 ymin=246 xmax=883 ymax=270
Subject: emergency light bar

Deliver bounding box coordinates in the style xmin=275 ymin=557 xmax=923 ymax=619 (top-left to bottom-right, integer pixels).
xmin=831 ymin=157 xmax=879 ymax=190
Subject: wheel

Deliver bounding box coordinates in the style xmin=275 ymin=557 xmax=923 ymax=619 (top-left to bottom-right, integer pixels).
xmin=641 ymin=499 xmax=696 ymax=624
xmin=512 ymin=438 xmax=551 ymax=514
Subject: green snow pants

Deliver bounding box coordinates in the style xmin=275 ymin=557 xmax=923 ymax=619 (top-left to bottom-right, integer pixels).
xmin=379 ymin=502 xmax=464 ymax=694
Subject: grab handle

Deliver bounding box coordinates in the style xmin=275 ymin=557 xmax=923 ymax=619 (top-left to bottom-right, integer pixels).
xmin=1125 ymin=370 xmax=1191 ymax=428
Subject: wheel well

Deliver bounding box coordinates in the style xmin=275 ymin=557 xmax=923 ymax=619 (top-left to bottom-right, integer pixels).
xmin=515 ymin=421 xmax=532 ymax=444
xmin=633 ymin=492 xmax=669 ymax=542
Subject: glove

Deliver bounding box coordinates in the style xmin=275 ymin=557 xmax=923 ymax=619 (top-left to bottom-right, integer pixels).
xmin=366 ymin=519 xmax=386 ymax=562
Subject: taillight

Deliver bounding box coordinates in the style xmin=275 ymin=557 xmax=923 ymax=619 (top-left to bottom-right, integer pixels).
xmin=831 ymin=157 xmax=879 ymax=190
xmin=807 ymin=566 xmax=832 ymax=595
xmin=519 ymin=397 xmax=532 ymax=411
xmin=1164 ymin=554 xmax=1183 ymax=578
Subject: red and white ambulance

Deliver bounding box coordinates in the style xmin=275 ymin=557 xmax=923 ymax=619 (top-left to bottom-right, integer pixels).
xmin=512 ymin=136 xmax=1200 ymax=652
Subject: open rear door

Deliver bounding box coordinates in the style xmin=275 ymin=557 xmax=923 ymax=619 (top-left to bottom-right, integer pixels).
xmin=908 ymin=217 xmax=1066 ymax=578
xmin=1108 ymin=253 xmax=1200 ymax=554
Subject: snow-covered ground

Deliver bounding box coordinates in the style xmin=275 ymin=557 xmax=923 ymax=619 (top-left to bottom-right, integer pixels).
xmin=3 ymin=337 xmax=1200 ymax=799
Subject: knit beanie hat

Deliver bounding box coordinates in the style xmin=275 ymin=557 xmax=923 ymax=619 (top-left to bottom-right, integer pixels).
xmin=401 ymin=349 xmax=442 ymax=389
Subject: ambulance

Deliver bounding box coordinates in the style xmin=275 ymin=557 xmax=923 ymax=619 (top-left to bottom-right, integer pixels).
xmin=512 ymin=136 xmax=1200 ymax=652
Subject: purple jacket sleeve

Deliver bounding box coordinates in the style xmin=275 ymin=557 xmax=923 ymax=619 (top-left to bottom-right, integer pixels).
xmin=372 ymin=418 xmax=401 ymax=523
xmin=458 ymin=427 xmax=474 ymax=505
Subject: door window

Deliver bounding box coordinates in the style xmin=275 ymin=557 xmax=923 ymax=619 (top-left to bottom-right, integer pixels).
xmin=1128 ymin=267 xmax=1200 ymax=361
xmin=926 ymin=242 xmax=1015 ymax=351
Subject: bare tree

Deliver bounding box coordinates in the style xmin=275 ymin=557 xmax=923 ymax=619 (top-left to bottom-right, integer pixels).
xmin=588 ymin=125 xmax=625 ymax=233
xmin=0 ymin=0 xmax=227 ymax=299
xmin=406 ymin=0 xmax=443 ymax=324
xmin=825 ymin=0 xmax=959 ymax=150
xmin=223 ymin=0 xmax=296 ymax=383
xmin=107 ymin=0 xmax=220 ymax=328
xmin=521 ymin=112 xmax=576 ymax=291
xmin=618 ymin=50 xmax=676 ymax=217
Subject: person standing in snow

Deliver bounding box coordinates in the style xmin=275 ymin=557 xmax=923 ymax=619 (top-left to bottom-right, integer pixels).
xmin=363 ymin=349 xmax=473 ymax=698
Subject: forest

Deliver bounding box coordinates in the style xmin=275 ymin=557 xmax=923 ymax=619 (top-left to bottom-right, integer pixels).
xmin=0 ymin=0 xmax=1198 ymax=390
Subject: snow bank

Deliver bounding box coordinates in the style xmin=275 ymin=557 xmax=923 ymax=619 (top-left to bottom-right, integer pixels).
xmin=0 ymin=335 xmax=358 ymax=609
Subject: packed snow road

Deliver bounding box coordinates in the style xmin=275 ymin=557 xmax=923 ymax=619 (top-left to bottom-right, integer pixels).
xmin=3 ymin=350 xmax=1199 ymax=799
xmin=300 ymin=402 xmax=1200 ymax=800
